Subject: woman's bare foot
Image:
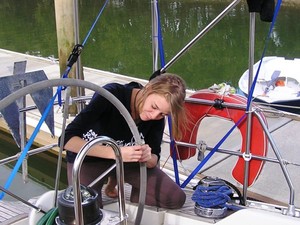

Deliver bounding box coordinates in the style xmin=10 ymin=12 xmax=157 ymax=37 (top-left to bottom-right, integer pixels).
xmin=105 ymin=177 xmax=118 ymax=198
xmin=104 ymin=185 xmax=118 ymax=198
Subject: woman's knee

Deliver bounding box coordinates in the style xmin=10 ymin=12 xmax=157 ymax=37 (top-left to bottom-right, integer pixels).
xmin=173 ymin=189 xmax=186 ymax=209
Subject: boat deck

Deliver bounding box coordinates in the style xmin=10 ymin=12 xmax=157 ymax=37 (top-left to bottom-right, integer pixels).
xmin=0 ymin=201 xmax=30 ymax=224
xmin=0 ymin=182 xmax=296 ymax=225
xmin=102 ymin=183 xmax=220 ymax=224
xmin=0 ymin=184 xmax=213 ymax=225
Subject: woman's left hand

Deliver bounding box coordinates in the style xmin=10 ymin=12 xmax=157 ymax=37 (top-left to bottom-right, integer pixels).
xmin=138 ymin=144 xmax=152 ymax=162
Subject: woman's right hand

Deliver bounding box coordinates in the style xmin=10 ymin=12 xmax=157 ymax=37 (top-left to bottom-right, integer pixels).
xmin=121 ymin=145 xmax=151 ymax=162
xmin=64 ymin=137 xmax=152 ymax=162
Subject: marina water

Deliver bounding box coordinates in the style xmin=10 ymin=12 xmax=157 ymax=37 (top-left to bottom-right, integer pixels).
xmin=0 ymin=0 xmax=299 ymax=89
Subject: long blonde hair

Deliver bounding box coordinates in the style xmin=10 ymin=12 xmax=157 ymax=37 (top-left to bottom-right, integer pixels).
xmin=137 ymin=73 xmax=187 ymax=140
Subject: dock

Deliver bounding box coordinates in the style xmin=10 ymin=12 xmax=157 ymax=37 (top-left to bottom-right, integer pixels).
xmin=0 ymin=48 xmax=300 ymax=224
xmin=0 ymin=48 xmax=154 ymax=156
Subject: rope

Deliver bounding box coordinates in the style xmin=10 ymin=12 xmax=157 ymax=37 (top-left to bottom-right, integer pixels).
xmin=59 ymin=0 xmax=109 ymax=104
xmin=156 ymin=3 xmax=165 ymax=68
xmin=192 ymin=185 xmax=242 ymax=211
xmin=192 ymin=185 xmax=232 ymax=208
xmin=152 ymin=0 xmax=181 ymax=185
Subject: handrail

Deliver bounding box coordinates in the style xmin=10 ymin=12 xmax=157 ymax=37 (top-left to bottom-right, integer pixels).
xmin=0 ymin=144 xmax=58 ymax=165
xmin=181 ymin=95 xmax=296 ymax=216
xmin=72 ymin=136 xmax=127 ymax=225
xmin=171 ymin=140 xmax=290 ymax=165
xmin=0 ymin=95 xmax=92 ymax=116
xmin=258 ymin=115 xmax=296 ymax=216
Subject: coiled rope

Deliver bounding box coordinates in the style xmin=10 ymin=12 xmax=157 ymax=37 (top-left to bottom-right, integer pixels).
xmin=192 ymin=185 xmax=232 ymax=208
xmin=192 ymin=184 xmax=243 ymax=211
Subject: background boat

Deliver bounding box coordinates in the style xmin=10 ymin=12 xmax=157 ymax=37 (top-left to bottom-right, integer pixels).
xmin=238 ymin=56 xmax=300 ymax=114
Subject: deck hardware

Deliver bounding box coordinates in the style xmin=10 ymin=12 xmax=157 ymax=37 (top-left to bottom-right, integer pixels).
xmin=213 ymin=98 xmax=224 ymax=109
xmin=197 ymin=140 xmax=207 ymax=161
xmin=242 ymin=152 xmax=252 ymax=161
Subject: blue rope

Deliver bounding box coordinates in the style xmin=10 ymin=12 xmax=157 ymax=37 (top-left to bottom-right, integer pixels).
xmin=192 ymin=185 xmax=242 ymax=211
xmin=192 ymin=185 xmax=232 ymax=208
xmin=168 ymin=116 xmax=180 ymax=185
xmin=0 ymin=0 xmax=109 ymax=200
xmin=156 ymin=3 xmax=165 ymax=67
xmin=59 ymin=0 xmax=109 ymax=105
xmin=82 ymin=0 xmax=109 ymax=46
xmin=158 ymin=1 xmax=180 ymax=185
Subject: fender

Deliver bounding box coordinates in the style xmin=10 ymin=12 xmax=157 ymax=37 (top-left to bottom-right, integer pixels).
xmin=176 ymin=89 xmax=268 ymax=186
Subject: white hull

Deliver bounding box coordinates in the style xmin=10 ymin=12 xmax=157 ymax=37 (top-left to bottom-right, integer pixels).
xmin=3 ymin=188 xmax=300 ymax=225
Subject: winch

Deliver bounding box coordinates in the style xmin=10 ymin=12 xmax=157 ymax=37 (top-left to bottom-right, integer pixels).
xmin=55 ymin=185 xmax=103 ymax=225
xmin=192 ymin=176 xmax=236 ymax=219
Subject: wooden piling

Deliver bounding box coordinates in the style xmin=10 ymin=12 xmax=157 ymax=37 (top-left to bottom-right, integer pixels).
xmin=54 ymin=0 xmax=85 ymax=114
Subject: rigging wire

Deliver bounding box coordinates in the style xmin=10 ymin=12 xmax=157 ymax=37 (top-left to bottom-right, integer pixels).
xmin=82 ymin=0 xmax=109 ymax=47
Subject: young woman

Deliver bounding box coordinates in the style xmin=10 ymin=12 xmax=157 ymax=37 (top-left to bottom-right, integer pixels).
xmin=62 ymin=73 xmax=187 ymax=209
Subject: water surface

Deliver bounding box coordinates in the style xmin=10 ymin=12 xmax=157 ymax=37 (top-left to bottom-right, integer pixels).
xmin=1 ymin=1 xmax=299 ymax=89
xmin=0 ymin=0 xmax=300 ymax=195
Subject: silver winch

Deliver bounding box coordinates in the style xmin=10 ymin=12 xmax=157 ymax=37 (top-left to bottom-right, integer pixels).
xmin=193 ymin=176 xmax=232 ymax=219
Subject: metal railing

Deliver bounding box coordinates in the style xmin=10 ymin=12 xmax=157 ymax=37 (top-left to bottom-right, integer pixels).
xmin=72 ymin=136 xmax=127 ymax=225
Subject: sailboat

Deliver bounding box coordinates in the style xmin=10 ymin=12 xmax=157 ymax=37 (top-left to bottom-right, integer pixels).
xmin=0 ymin=0 xmax=300 ymax=224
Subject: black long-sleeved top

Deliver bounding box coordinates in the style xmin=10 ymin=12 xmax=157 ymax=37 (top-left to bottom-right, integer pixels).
xmin=63 ymin=82 xmax=165 ymax=163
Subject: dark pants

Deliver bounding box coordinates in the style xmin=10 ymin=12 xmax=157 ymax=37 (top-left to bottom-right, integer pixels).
xmin=67 ymin=159 xmax=186 ymax=209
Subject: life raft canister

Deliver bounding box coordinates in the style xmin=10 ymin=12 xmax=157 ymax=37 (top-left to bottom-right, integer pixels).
xmin=176 ymin=89 xmax=268 ymax=186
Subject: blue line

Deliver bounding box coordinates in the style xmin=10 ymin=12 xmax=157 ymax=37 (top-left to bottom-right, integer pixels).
xmin=155 ymin=1 xmax=180 ymax=185
xmin=168 ymin=116 xmax=180 ymax=185
xmin=82 ymin=0 xmax=109 ymax=46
